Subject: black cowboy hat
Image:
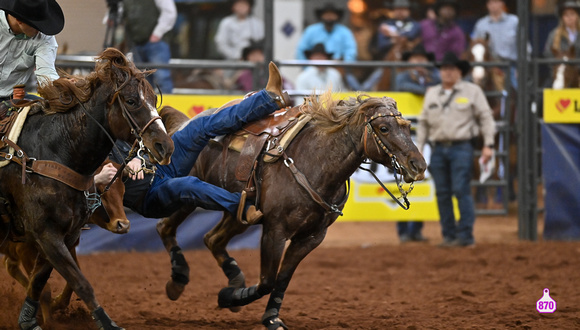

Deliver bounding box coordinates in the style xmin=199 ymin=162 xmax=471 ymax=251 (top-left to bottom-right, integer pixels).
xmin=558 ymin=0 xmax=580 ymax=16
xmin=0 ymin=0 xmax=64 ymax=35
xmin=315 ymin=3 xmax=344 ymax=20
xmin=436 ymin=51 xmax=471 ymax=76
xmin=304 ymin=43 xmax=333 ymax=59
xmin=434 ymin=0 xmax=460 ymax=14
xmin=386 ymin=0 xmax=412 ymax=9
xmin=241 ymin=40 xmax=263 ymax=60
xmin=402 ymin=45 xmax=435 ymax=62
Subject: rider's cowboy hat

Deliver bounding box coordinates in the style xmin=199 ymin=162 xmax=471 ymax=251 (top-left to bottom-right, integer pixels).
xmin=402 ymin=45 xmax=435 ymax=62
xmin=387 ymin=0 xmax=412 ymax=9
xmin=558 ymin=0 xmax=580 ymax=16
xmin=304 ymin=43 xmax=334 ymax=59
xmin=315 ymin=3 xmax=344 ymax=20
xmin=0 ymin=0 xmax=64 ymax=35
xmin=434 ymin=0 xmax=460 ymax=14
xmin=436 ymin=51 xmax=471 ymax=77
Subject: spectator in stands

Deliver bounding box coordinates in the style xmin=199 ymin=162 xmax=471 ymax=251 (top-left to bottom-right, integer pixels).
xmin=417 ymin=52 xmax=496 ymax=248
xmin=108 ymin=63 xmax=289 ymax=223
xmin=393 ymin=44 xmax=439 ymax=243
xmin=421 ymin=0 xmax=465 ymax=61
xmin=375 ymin=0 xmax=421 ymax=60
xmin=395 ymin=44 xmax=441 ymax=95
xmin=544 ymin=1 xmax=580 ymax=58
xmin=215 ymin=0 xmax=264 ymax=61
xmin=295 ymin=43 xmax=345 ymax=101
xmin=0 ymin=0 xmax=64 ymax=101
xmin=118 ymin=0 xmax=177 ymax=94
xmin=234 ymin=41 xmax=265 ymax=92
xmin=296 ymin=3 xmax=357 ymax=61
xmin=471 ymin=0 xmax=519 ymax=88
xmin=235 ymin=41 xmax=293 ymax=93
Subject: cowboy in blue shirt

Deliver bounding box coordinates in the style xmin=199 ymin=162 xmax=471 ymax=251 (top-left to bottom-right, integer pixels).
xmin=296 ymin=3 xmax=357 ymax=61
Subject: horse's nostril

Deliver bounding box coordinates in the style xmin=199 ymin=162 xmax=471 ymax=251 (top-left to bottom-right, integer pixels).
xmin=155 ymin=142 xmax=165 ymax=158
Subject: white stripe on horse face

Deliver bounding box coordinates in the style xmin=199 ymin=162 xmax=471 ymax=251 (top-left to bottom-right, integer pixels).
xmin=140 ymin=90 xmax=167 ymax=133
xmin=471 ymin=43 xmax=486 ymax=83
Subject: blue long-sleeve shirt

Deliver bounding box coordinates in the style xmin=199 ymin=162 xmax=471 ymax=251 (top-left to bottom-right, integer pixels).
xmin=395 ymin=69 xmax=441 ymax=95
xmin=376 ymin=18 xmax=421 ymax=54
xmin=296 ymin=23 xmax=358 ymax=61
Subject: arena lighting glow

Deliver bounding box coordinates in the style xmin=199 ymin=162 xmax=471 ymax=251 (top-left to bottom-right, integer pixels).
xmin=348 ymin=0 xmax=366 ymax=14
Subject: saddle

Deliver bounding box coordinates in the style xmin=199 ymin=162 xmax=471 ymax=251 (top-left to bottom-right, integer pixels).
xmin=231 ymin=105 xmax=311 ymax=183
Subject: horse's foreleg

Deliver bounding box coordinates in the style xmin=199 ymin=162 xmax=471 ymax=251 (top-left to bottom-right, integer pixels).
xmin=36 ymin=234 xmax=123 ymax=330
xmin=51 ymin=246 xmax=80 ymax=312
xmin=261 ymin=227 xmax=327 ymax=330
xmin=156 ymin=206 xmax=195 ymax=301
xmin=217 ymin=222 xmax=285 ymax=310
xmin=4 ymin=254 xmax=29 ymax=288
xmin=204 ymin=212 xmax=249 ymax=312
xmin=19 ymin=257 xmax=52 ymax=330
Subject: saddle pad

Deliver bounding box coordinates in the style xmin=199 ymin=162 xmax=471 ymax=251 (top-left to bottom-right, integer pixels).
xmin=0 ymin=106 xmax=31 ymax=168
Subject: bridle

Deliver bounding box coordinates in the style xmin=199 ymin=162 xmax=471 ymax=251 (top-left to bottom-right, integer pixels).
xmin=358 ymin=111 xmax=414 ymax=210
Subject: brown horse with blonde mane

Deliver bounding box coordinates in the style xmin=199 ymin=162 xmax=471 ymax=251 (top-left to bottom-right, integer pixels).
xmin=156 ymin=92 xmax=426 ymax=330
xmin=0 ymin=48 xmax=173 ymax=330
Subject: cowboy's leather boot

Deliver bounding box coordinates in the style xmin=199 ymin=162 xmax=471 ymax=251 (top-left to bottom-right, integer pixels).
xmin=265 ymin=61 xmax=290 ymax=108
xmin=244 ymin=205 xmax=263 ymax=225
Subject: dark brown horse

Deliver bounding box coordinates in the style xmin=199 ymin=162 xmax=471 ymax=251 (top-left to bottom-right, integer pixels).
xmin=0 ymin=48 xmax=173 ymax=330
xmin=156 ymin=92 xmax=426 ymax=329
xmin=1 ymin=159 xmax=129 ymax=326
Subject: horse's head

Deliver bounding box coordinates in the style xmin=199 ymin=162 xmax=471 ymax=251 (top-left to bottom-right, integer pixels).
xmin=468 ymin=36 xmax=491 ymax=86
xmin=96 ymin=48 xmax=174 ymax=165
xmin=551 ymin=47 xmax=579 ymax=89
xmin=357 ymin=96 xmax=426 ymax=182
xmin=90 ymin=160 xmax=130 ymax=234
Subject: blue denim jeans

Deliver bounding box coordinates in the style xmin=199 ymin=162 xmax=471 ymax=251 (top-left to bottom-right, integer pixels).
xmin=132 ymin=40 xmax=174 ymax=94
xmin=141 ymin=90 xmax=278 ymax=218
xmin=429 ymin=141 xmax=475 ymax=244
xmin=396 ymin=221 xmax=424 ymax=239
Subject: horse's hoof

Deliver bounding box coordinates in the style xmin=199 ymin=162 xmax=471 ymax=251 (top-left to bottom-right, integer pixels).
xmin=91 ymin=307 xmax=124 ymax=330
xmin=229 ymin=306 xmax=242 ymax=313
xmin=217 ymin=287 xmax=235 ymax=308
xmin=166 ymin=279 xmax=186 ymax=301
xmin=263 ymin=317 xmax=289 ymax=330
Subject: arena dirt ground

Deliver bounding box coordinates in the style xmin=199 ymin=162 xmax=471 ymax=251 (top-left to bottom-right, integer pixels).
xmin=1 ymin=203 xmax=579 ymax=330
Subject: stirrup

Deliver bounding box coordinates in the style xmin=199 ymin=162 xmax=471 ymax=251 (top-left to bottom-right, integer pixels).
xmin=236 ymin=190 xmax=249 ymax=225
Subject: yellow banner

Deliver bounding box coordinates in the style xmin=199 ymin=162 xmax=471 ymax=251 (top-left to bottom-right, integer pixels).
xmin=161 ymin=92 xmax=441 ymax=222
xmin=543 ymin=89 xmax=580 ymax=123
xmin=160 ymin=92 xmax=425 ymax=118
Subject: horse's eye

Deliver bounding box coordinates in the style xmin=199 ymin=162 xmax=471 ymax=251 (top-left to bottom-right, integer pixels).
xmin=126 ymin=99 xmax=136 ymax=106
xmin=380 ymin=126 xmax=389 ymax=134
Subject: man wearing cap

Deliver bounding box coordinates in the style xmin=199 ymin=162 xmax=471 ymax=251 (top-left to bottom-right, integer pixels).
xmin=0 ymin=0 xmax=64 ymax=101
xmin=296 ymin=3 xmax=357 ymax=61
xmin=395 ymin=44 xmax=440 ymax=95
xmin=375 ymin=0 xmax=421 ymax=60
xmin=417 ymin=51 xmax=496 ymax=248
xmin=472 ymin=0 xmax=520 ymax=88
xmin=420 ymin=0 xmax=465 ymax=61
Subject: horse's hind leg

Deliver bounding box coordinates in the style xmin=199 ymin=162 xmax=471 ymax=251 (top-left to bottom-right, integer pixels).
xmin=51 ymin=246 xmax=81 ymax=312
xmin=261 ymin=226 xmax=327 ymax=330
xmin=35 ymin=233 xmax=123 ymax=330
xmin=204 ymin=212 xmax=250 ymax=311
xmin=156 ymin=206 xmax=195 ymax=301
xmin=216 ymin=220 xmax=287 ymax=312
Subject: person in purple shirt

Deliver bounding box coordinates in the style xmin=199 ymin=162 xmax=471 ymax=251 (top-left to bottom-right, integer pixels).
xmin=420 ymin=0 xmax=466 ymax=61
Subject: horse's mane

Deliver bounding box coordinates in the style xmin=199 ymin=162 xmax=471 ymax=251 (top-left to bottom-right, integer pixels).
xmin=301 ymin=91 xmax=406 ymax=134
xmin=38 ymin=48 xmax=154 ymax=114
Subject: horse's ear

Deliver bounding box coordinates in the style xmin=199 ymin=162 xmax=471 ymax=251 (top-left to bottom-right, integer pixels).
xmin=484 ymin=32 xmax=490 ymax=42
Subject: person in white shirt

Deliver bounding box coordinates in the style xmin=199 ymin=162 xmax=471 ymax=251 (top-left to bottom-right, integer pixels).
xmin=214 ymin=0 xmax=264 ymax=60
xmin=0 ymin=0 xmax=64 ymax=101
xmin=295 ymin=43 xmax=345 ymax=102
